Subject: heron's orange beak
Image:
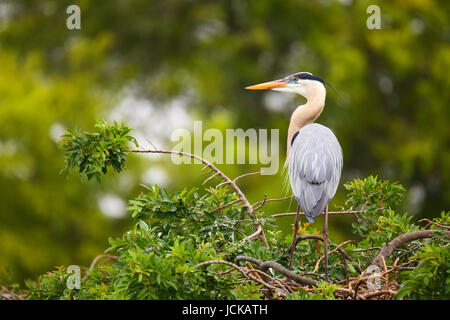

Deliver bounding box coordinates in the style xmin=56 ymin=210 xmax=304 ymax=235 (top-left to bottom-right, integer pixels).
xmin=245 ymin=80 xmax=287 ymax=90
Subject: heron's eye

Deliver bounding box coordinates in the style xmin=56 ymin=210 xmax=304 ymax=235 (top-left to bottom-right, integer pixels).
xmin=293 ymin=77 xmax=300 ymax=82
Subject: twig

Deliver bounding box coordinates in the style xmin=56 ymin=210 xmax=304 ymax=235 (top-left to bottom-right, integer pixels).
xmin=202 ymin=172 xmax=220 ymax=185
xmin=362 ymin=290 xmax=397 ymax=300
xmin=288 ymin=234 xmax=323 ymax=252
xmin=340 ymin=254 xmax=349 ymax=283
xmin=233 ymin=171 xmax=261 ymax=182
xmin=394 ymin=243 xmax=424 ymax=261
xmin=245 ymin=262 xmax=263 ymax=282
xmin=210 ymin=198 xmax=242 ymax=213
xmin=126 ymin=148 xmax=252 ymax=216
xmin=313 ymin=240 xmax=353 ymax=273
xmin=299 ymin=272 xmax=328 ymax=281
xmin=242 ymin=225 xmax=264 ymax=243
xmin=419 ymin=219 xmax=450 ymax=230
xmin=391 ymin=234 xmax=448 ymax=263
xmin=0 ymin=286 xmax=26 ymax=300
xmin=259 ymin=261 xmax=319 ymax=287
xmin=237 ymin=255 xmax=319 ymax=287
xmin=352 ymin=281 xmax=362 ymax=300
xmin=197 ymin=260 xmax=288 ymax=296
xmin=144 ymin=136 xmax=158 ymax=151
xmin=243 ymin=268 xmax=292 ymax=294
xmin=216 ymin=181 xmax=232 ymax=188
xmin=381 ymin=256 xmax=388 ymax=289
xmin=253 ymin=194 xmax=267 ymax=211
xmin=252 ymin=195 xmax=294 ymax=211
xmin=351 ymin=260 xmax=416 ymax=287
xmin=236 ymin=256 xmax=263 ymax=267
xmin=173 ymin=213 xmax=206 ymax=232
xmin=216 ymin=268 xmax=237 ymax=277
xmin=338 ymin=248 xmax=363 ymax=273
xmin=288 ymin=235 xmax=362 ymax=273
xmin=272 ymin=210 xmax=361 ymax=218
xmin=83 ymin=254 xmax=118 ymax=281
xmin=353 ymin=247 xmax=382 ymax=252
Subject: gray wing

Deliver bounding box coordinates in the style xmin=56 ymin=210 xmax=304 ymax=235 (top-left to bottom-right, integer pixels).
xmin=288 ymin=123 xmax=343 ymax=223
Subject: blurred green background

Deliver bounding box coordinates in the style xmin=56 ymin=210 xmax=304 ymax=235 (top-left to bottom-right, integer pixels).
xmin=0 ymin=0 xmax=449 ymax=284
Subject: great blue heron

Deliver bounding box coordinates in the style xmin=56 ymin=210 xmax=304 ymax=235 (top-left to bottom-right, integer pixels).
xmin=246 ymin=72 xmax=343 ymax=281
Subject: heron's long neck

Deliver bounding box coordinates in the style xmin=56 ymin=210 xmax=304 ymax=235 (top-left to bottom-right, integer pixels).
xmin=287 ymin=85 xmax=326 ymax=153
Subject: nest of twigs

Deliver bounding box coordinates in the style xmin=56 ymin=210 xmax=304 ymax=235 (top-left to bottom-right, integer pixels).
xmin=198 ymin=226 xmax=449 ymax=300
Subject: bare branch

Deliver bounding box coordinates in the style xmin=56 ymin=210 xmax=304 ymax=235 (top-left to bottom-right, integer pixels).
xmin=353 ymin=247 xmax=382 ymax=252
xmin=126 ymin=148 xmax=253 ymax=215
xmin=242 ymin=225 xmax=264 ymax=243
xmin=288 ymin=234 xmax=323 ymax=252
xmin=272 ymin=210 xmax=361 ymax=218
xmin=125 ymin=147 xmax=269 ymax=248
xmin=0 ymin=286 xmax=26 ymax=300
xmin=233 ymin=171 xmax=262 ymax=182
xmin=259 ymin=260 xmax=319 ymax=287
xmin=351 ymin=260 xmax=416 ymax=288
xmin=210 ymin=198 xmax=242 ymax=213
xmin=236 ymin=256 xmax=319 ymax=287
xmin=339 ymin=248 xmax=363 ymax=274
xmin=83 ymin=254 xmax=118 ymax=281
xmin=299 ymin=272 xmax=328 ymax=281
xmin=252 ymin=194 xmax=267 ymax=211
xmin=419 ymin=219 xmax=450 ymax=230
xmin=143 ymin=136 xmax=158 ymax=151
xmin=362 ymin=290 xmax=397 ymax=300
xmin=236 ymin=256 xmax=263 ymax=267
xmin=252 ymin=195 xmax=294 ymax=211
xmin=216 ymin=181 xmax=232 ymax=188
xmin=197 ymin=260 xmax=288 ymax=296
xmin=173 ymin=213 xmax=206 ymax=232
xmin=371 ymin=230 xmax=450 ymax=268
xmin=202 ymin=172 xmax=220 ymax=185
xmin=313 ymin=240 xmax=353 ymax=273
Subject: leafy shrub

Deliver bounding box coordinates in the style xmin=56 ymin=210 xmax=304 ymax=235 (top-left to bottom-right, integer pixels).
xmin=21 ymin=121 xmax=449 ymax=300
xmin=60 ymin=120 xmax=137 ymax=182
xmin=28 ymin=186 xmax=241 ymax=299
xmin=396 ymin=243 xmax=449 ymax=299
xmin=344 ymin=176 xmax=415 ymax=243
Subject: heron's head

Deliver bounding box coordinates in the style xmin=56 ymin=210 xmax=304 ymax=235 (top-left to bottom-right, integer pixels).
xmin=245 ymin=72 xmax=326 ymax=100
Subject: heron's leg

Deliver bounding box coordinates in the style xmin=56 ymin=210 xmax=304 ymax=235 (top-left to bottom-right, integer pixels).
xmin=288 ymin=204 xmax=301 ymax=270
xmin=323 ymin=205 xmax=329 ymax=282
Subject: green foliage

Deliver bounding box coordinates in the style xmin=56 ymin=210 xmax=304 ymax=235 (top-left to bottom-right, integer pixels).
xmin=433 ymin=211 xmax=450 ymax=229
xmin=345 ymin=176 xmax=418 ymax=246
xmin=231 ymin=282 xmax=264 ymax=300
xmin=2 ymin=0 xmax=450 ymax=285
xmin=396 ymin=243 xmax=449 ymax=300
xmin=344 ymin=175 xmax=406 ymax=210
xmin=286 ymin=282 xmax=341 ymax=300
xmin=25 ymin=167 xmax=449 ymax=299
xmin=13 ymin=125 xmax=445 ymax=300
xmin=60 ymin=120 xmax=138 ymax=182
xmin=26 ymin=266 xmax=75 ymax=300
xmin=27 ymin=184 xmax=249 ymax=299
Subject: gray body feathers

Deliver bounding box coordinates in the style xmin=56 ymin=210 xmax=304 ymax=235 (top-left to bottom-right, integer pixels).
xmin=288 ymin=123 xmax=343 ymax=223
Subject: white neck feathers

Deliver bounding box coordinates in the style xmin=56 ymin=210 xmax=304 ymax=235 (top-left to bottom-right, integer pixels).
xmin=287 ymin=82 xmax=326 ymax=153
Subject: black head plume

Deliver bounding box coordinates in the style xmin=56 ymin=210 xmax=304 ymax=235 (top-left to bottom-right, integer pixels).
xmin=288 ymin=72 xmax=343 ymax=101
